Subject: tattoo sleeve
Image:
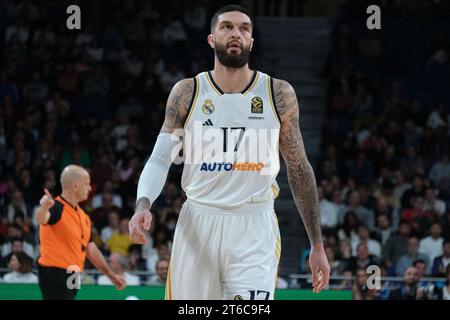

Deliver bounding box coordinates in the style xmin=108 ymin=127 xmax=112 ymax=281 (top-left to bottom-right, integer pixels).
xmin=136 ymin=78 xmax=194 ymax=209
xmin=160 ymin=78 xmax=194 ymax=133
xmin=273 ymin=78 xmax=322 ymax=245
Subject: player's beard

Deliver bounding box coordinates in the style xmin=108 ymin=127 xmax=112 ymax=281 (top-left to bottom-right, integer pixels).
xmin=215 ymin=42 xmax=251 ymax=68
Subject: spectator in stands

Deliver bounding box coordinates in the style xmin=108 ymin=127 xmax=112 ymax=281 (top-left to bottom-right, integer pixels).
xmin=392 ymin=170 xmax=411 ymax=209
xmin=387 ymin=266 xmax=420 ymax=300
xmin=360 ymin=186 xmax=378 ymax=214
xmin=432 ymin=239 xmax=450 ymax=277
xmin=382 ymin=220 xmax=411 ymax=272
xmin=160 ymin=63 xmax=186 ymax=95
xmin=128 ymin=244 xmax=147 ymax=273
xmin=116 ymin=97 xmax=144 ymax=119
xmin=373 ymin=196 xmax=397 ymax=229
xmin=92 ymin=180 xmax=123 ymax=210
xmin=2 ymin=252 xmax=37 ymax=284
xmin=401 ymin=196 xmax=432 ymax=237
xmin=161 ymin=14 xmax=187 ymax=46
xmin=352 ymin=268 xmax=377 ymax=300
xmin=23 ymin=71 xmax=48 ymax=104
xmin=442 ymin=212 xmax=450 ymax=240
xmin=347 ymin=152 xmax=375 ymax=188
xmin=347 ymin=243 xmax=380 ymax=274
xmin=434 ymin=265 xmax=450 ymax=300
xmin=428 ymin=153 xmax=450 ymax=186
xmin=107 ymin=218 xmax=132 ymax=256
xmin=337 ymin=239 xmax=352 ymax=262
xmin=147 ymin=258 xmax=168 ymax=286
xmin=399 ymin=146 xmax=425 ymax=182
xmin=401 ymin=175 xmax=426 ymax=209
xmin=423 ymin=187 xmax=446 ymax=216
xmin=91 ymin=152 xmax=116 ymax=188
xmin=1 ymin=224 xmax=34 ymax=259
xmin=372 ymin=213 xmax=394 ymax=246
xmin=319 ymin=186 xmax=339 ymax=232
xmin=413 ymin=259 xmax=430 ymax=282
xmin=147 ymin=242 xmax=170 ymax=274
xmin=57 ymin=62 xmax=79 ymax=96
xmin=338 ymin=191 xmax=375 ymax=231
xmin=352 ymin=225 xmax=381 ymax=258
xmin=100 ymin=209 xmax=120 ymax=244
xmin=97 ymin=253 xmax=139 ymax=286
xmin=0 ymin=238 xmax=33 ymax=273
xmin=92 ymin=193 xmax=120 ymax=231
xmin=337 ymin=211 xmax=360 ymax=247
xmin=325 ymin=245 xmax=346 ymax=275
xmin=3 ymin=190 xmax=32 ymax=223
xmin=419 ymin=222 xmax=444 ymax=263
xmin=396 ymin=237 xmax=430 ymax=276
xmin=336 ymin=270 xmax=353 ymax=291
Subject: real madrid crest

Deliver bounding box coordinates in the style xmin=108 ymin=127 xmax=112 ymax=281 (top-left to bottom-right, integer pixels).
xmin=202 ymin=98 xmax=215 ymax=115
xmin=251 ymin=96 xmax=263 ymax=113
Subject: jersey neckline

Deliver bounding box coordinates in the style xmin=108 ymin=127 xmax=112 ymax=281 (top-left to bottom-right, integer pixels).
xmin=206 ymin=70 xmax=258 ymax=95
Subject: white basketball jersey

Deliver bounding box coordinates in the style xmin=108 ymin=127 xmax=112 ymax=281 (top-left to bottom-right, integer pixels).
xmin=181 ymin=70 xmax=281 ymax=209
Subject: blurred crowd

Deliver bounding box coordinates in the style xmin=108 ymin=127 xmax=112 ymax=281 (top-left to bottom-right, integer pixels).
xmin=297 ymin=0 xmax=450 ymax=299
xmin=0 ymin=0 xmax=449 ymax=300
xmin=0 ymin=0 xmax=259 ymax=286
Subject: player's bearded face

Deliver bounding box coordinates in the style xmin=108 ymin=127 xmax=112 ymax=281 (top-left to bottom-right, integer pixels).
xmin=215 ymin=40 xmax=251 ymax=68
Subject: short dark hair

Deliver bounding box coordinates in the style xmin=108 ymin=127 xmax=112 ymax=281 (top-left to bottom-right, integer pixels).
xmin=413 ymin=259 xmax=426 ymax=267
xmin=210 ymin=4 xmax=253 ymax=32
xmin=12 ymin=252 xmax=33 ymax=274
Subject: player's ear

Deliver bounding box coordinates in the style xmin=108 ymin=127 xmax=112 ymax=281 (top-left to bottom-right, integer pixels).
xmin=207 ymin=34 xmax=215 ymax=49
xmin=250 ymin=37 xmax=254 ymax=52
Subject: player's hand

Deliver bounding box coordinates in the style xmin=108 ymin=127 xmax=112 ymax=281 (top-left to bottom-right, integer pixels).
xmin=129 ymin=209 xmax=152 ymax=244
xmin=109 ymin=273 xmax=126 ymax=290
xmin=39 ymin=189 xmax=55 ymax=210
xmin=309 ymin=243 xmax=330 ymax=293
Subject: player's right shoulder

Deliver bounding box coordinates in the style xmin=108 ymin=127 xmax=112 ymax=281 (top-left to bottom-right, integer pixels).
xmin=162 ymin=78 xmax=197 ymax=133
xmin=171 ymin=77 xmax=196 ymax=100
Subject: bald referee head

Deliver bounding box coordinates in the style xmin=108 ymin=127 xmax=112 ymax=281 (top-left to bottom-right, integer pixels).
xmin=59 ymin=165 xmax=92 ymax=204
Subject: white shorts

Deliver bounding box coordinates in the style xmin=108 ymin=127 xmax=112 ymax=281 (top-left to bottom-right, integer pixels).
xmin=165 ymin=199 xmax=281 ymax=300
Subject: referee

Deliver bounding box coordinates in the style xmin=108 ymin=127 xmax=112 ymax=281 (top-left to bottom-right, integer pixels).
xmin=36 ymin=165 xmax=126 ymax=300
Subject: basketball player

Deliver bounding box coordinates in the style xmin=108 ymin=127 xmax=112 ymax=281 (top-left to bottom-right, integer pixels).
xmin=129 ymin=4 xmax=330 ymax=300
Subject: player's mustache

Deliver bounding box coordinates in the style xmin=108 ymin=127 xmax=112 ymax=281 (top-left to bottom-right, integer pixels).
xmin=226 ymin=41 xmax=242 ymax=49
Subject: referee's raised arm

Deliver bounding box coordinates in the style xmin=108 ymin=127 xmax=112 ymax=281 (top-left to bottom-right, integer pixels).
xmin=36 ymin=189 xmax=55 ymax=225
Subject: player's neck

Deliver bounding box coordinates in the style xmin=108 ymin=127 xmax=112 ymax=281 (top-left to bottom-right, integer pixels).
xmin=210 ymin=64 xmax=253 ymax=94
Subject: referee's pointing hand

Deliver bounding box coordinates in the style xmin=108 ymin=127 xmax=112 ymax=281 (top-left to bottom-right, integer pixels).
xmin=40 ymin=189 xmax=55 ymax=210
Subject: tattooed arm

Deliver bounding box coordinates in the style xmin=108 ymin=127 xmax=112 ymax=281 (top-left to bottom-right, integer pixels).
xmin=273 ymin=78 xmax=330 ymax=292
xmin=159 ymin=79 xmax=193 ymax=134
xmin=130 ymin=79 xmax=194 ymax=244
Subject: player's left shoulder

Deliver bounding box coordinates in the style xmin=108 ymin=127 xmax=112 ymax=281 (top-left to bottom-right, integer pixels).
xmin=271 ymin=78 xmax=296 ymax=97
xmin=270 ymin=78 xmax=299 ymax=118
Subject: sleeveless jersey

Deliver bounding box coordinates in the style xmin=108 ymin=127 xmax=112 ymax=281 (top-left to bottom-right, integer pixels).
xmin=181 ymin=70 xmax=281 ymax=209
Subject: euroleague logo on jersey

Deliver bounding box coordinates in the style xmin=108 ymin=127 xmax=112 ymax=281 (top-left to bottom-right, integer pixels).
xmin=251 ymin=96 xmax=263 ymax=113
xmin=249 ymin=96 xmax=264 ymax=120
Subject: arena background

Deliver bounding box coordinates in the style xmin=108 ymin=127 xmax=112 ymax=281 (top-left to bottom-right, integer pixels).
xmin=0 ymin=0 xmax=449 ymax=300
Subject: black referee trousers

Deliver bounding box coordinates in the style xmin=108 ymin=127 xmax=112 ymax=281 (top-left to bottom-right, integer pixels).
xmin=38 ymin=266 xmax=79 ymax=300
